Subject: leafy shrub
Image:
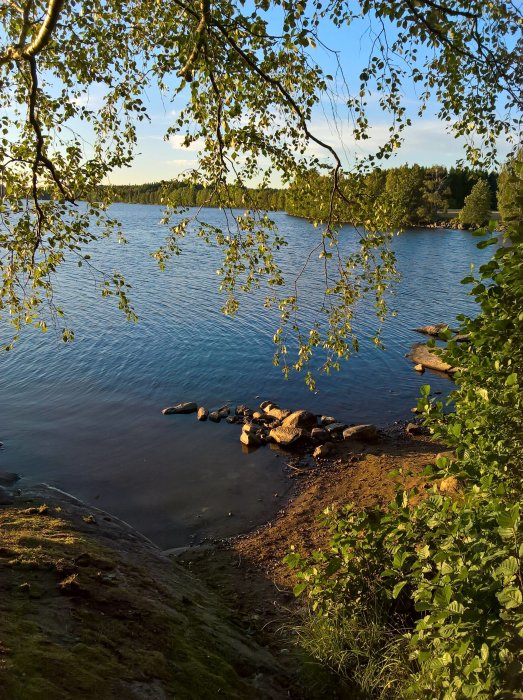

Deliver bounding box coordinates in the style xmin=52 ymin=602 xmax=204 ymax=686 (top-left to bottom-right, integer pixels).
xmin=459 ymin=180 xmax=493 ymax=228
xmin=286 ymin=164 xmax=523 ymax=698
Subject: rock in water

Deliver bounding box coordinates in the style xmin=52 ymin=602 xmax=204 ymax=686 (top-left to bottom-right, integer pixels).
xmin=342 ymin=424 xmax=379 ymax=442
xmin=162 ymin=402 xmax=198 ymax=415
xmin=320 ymin=416 xmax=337 ymax=426
xmin=414 ymin=323 xmax=451 ymax=336
xmin=208 ymin=411 xmax=221 ymax=422
xmin=409 ymin=343 xmax=456 ymax=373
xmin=197 ymin=407 xmax=208 ymax=421
xmin=414 ymin=364 xmax=425 ymax=372
xmin=281 ymin=410 xmax=317 ymax=430
xmin=240 ymin=432 xmax=262 ymax=447
xmin=264 ymin=406 xmax=292 ymax=421
xmin=268 ymin=426 xmax=304 ymax=446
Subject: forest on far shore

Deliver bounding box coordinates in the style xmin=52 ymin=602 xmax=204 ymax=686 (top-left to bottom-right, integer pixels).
xmin=99 ymin=165 xmax=499 ymax=227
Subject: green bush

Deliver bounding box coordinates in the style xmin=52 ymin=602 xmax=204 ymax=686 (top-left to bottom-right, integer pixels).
xmin=286 ymin=164 xmax=523 ymax=698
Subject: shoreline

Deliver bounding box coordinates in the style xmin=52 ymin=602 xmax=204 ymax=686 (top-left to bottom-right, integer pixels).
xmin=0 ymin=419 xmax=448 ymax=697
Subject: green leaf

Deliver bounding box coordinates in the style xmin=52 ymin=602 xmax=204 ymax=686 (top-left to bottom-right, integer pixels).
xmin=293 ymin=582 xmax=307 ymax=597
xmin=392 ymin=580 xmax=408 ymax=599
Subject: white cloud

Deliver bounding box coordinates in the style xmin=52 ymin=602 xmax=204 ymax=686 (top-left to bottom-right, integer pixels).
xmin=303 ymin=117 xmax=511 ymax=168
xmin=168 ymin=134 xmax=204 ymax=152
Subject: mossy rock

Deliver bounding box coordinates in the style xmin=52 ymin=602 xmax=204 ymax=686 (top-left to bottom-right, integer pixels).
xmin=0 ymin=486 xmax=288 ymax=699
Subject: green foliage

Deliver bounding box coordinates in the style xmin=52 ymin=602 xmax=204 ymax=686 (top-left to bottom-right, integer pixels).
xmin=98 ymin=181 xmax=287 ymax=210
xmin=497 ymin=150 xmax=523 ymax=224
xmin=0 ymin=0 xmax=519 ymax=379
xmin=459 ymin=180 xmax=493 ymax=229
xmin=292 ymin=608 xmax=411 ymax=699
xmin=286 ymin=166 xmax=523 ymax=697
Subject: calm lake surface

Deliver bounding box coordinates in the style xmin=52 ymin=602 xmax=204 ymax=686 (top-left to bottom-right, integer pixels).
xmin=0 ymin=206 xmax=490 ymax=547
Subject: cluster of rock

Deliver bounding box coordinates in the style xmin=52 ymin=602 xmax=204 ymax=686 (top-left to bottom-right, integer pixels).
xmin=162 ymin=400 xmax=379 ymax=458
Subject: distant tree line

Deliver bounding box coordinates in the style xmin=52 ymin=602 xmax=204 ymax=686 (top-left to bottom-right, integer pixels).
xmin=99 ymin=181 xmax=286 ymax=210
xmin=285 ymin=165 xmax=498 ymax=226
xmin=99 ymin=165 xmax=498 ymax=226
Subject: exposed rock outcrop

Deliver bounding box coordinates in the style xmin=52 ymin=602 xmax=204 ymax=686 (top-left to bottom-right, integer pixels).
xmin=0 ymin=485 xmax=288 ymax=699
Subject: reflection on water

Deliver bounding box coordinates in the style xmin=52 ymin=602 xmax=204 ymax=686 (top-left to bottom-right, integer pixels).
xmin=0 ymin=206 xmax=490 ymax=547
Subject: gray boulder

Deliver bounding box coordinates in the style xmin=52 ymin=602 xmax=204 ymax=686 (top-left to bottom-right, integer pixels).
xmin=240 ymin=432 xmax=262 ymax=447
xmin=0 ymin=471 xmax=19 ymax=486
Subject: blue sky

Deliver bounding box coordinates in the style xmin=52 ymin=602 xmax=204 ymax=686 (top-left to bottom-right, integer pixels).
xmin=59 ymin=7 xmax=512 ymax=186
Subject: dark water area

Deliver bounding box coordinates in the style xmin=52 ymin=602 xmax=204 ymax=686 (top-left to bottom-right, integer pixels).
xmin=0 ymin=206 xmax=490 ymax=547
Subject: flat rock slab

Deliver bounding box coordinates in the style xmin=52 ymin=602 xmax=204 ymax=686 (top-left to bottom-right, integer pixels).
xmin=0 ymin=485 xmax=287 ymax=699
xmin=409 ymin=343 xmax=456 ymax=374
xmin=162 ymin=402 xmax=198 ymax=414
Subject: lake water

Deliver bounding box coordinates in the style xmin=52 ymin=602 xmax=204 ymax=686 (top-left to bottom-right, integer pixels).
xmin=0 ymin=206 xmax=489 ymax=547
